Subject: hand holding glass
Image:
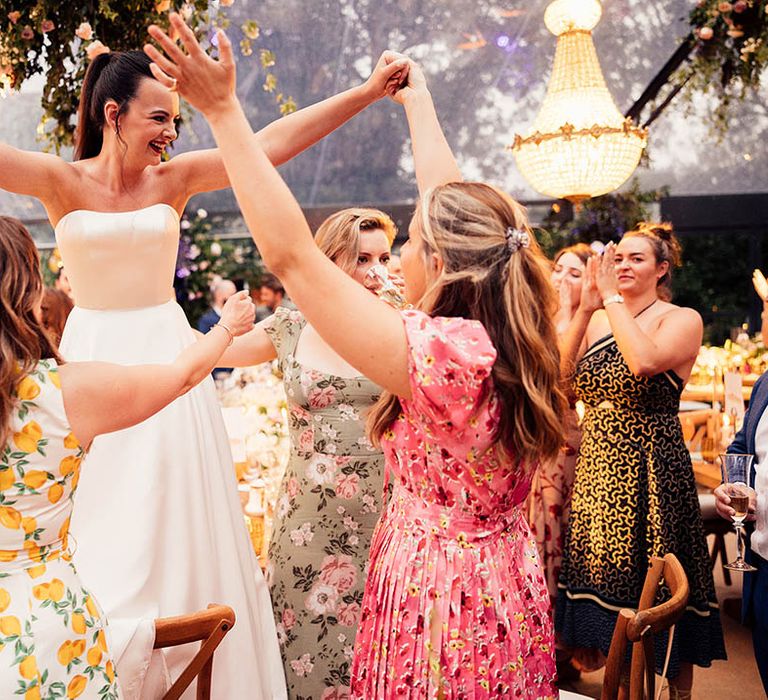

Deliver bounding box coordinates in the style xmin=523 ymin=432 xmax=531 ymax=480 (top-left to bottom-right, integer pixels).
xmin=364 ymin=264 xmax=408 ymax=309
xmin=719 ymin=453 xmax=757 ymax=572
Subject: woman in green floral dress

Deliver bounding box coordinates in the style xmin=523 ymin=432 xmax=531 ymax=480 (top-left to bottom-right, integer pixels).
xmin=220 ymin=208 xmax=396 ymax=699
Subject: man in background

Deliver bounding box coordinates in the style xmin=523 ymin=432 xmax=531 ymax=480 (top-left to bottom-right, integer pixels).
xmin=198 ymin=278 xmax=238 ymax=378
xmin=255 ymin=273 xmax=293 ymax=322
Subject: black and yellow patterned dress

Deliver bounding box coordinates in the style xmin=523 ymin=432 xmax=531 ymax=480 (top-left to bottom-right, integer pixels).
xmin=555 ymin=332 xmax=726 ymax=676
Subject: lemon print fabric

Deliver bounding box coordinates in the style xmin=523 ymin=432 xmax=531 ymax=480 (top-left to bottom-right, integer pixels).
xmin=0 ymin=360 xmax=120 ymax=698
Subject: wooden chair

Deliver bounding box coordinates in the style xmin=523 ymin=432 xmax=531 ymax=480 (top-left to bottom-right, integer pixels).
xmin=560 ymin=553 xmax=689 ymax=700
xmin=602 ymin=553 xmax=689 ymax=700
xmin=153 ymin=603 xmax=236 ymax=700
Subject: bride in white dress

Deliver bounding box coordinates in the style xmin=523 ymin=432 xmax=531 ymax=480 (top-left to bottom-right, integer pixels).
xmin=0 ymin=48 xmax=407 ymax=699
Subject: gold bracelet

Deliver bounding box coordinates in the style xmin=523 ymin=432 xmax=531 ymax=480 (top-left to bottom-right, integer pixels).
xmin=213 ymin=322 xmax=234 ymax=346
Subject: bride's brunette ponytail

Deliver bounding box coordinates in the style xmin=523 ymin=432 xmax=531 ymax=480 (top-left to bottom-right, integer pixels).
xmin=74 ymin=51 xmax=154 ymax=161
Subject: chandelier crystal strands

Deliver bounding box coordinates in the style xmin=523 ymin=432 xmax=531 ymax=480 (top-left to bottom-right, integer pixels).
xmin=510 ymin=0 xmax=648 ymax=203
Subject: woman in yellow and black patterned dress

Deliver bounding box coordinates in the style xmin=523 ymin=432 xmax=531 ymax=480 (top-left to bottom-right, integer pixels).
xmin=555 ymin=224 xmax=725 ymax=699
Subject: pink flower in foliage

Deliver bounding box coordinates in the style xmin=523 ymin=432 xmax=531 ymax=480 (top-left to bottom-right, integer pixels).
xmin=308 ymin=385 xmax=337 ymax=408
xmin=337 ymin=602 xmax=361 ymax=627
xmin=298 ymin=428 xmax=314 ymax=452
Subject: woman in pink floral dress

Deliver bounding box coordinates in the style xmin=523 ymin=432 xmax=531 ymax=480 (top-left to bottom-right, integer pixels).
xmin=147 ymin=16 xmax=565 ymax=698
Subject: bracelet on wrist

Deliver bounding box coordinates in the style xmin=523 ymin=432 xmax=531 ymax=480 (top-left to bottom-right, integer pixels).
xmin=213 ymin=322 xmax=234 ymax=346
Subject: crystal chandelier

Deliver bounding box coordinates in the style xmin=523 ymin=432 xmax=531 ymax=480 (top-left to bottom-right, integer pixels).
xmin=510 ymin=0 xmax=648 ymax=203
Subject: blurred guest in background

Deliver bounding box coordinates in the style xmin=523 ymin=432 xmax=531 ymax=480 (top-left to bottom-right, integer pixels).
xmin=40 ymin=287 xmax=74 ymax=347
xmin=528 ymin=244 xmax=595 ymax=592
xmin=198 ymin=278 xmax=238 ymax=378
xmin=198 ymin=278 xmax=237 ymax=334
xmin=526 ymin=243 xmax=595 ymax=680
xmin=255 ymin=273 xmax=293 ymax=321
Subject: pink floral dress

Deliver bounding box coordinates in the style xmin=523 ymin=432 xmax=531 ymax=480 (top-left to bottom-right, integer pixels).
xmin=351 ymin=311 xmax=556 ymax=699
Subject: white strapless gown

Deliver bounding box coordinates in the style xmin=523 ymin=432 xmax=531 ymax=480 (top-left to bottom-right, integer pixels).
xmin=56 ymin=204 xmax=286 ymax=700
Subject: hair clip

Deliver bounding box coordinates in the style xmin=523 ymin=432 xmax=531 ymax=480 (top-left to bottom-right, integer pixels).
xmin=504 ymin=227 xmax=530 ymax=254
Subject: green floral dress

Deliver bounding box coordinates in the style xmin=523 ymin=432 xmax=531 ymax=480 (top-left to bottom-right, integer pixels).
xmin=265 ymin=307 xmax=385 ymax=700
xmin=0 ymin=360 xmax=119 ymax=700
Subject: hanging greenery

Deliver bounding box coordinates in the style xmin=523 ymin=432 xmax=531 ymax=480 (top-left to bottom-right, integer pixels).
xmin=682 ymin=0 xmax=768 ymax=131
xmin=537 ymin=179 xmax=670 ymax=257
xmin=0 ymin=1 xmax=296 ymax=153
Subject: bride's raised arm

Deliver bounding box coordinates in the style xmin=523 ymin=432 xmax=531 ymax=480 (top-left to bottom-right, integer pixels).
xmin=163 ymin=48 xmax=408 ymax=197
xmin=0 ymin=143 xmax=72 ymax=207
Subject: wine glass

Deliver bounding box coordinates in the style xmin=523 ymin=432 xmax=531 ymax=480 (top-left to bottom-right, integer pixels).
xmin=719 ymin=453 xmax=757 ymax=572
xmin=364 ymin=264 xmax=408 ymax=309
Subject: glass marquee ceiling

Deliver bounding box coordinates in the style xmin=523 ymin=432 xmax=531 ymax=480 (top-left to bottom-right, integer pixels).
xmin=0 ymin=0 xmax=765 ymax=224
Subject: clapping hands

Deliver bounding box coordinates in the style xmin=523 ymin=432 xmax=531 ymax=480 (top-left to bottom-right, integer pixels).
xmin=594 ymin=242 xmax=620 ymax=300
xmin=578 ymin=255 xmax=604 ymax=314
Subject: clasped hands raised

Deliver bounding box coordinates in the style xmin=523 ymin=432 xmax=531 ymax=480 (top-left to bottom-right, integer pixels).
xmin=144 ymin=12 xmax=425 ymax=118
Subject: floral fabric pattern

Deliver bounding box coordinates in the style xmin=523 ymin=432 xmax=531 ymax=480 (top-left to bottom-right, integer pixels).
xmin=265 ymin=308 xmax=385 ymax=700
xmin=0 ymin=360 xmax=119 ymax=699
xmin=350 ymin=310 xmax=556 ymax=699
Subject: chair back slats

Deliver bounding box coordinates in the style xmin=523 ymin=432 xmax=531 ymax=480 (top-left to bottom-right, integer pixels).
xmin=628 ymin=557 xmax=689 ymax=641
xmin=153 ymin=604 xmax=236 ymax=700
xmin=601 ymin=609 xmax=633 ymax=700
xmin=601 ymin=554 xmax=690 ymax=700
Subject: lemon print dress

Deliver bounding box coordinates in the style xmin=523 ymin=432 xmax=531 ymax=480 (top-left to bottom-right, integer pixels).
xmin=0 ymin=360 xmax=119 ymax=699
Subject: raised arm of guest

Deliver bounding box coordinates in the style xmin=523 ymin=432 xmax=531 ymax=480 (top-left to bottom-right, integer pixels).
xmin=590 ymin=227 xmax=702 ymax=381
xmin=389 ymin=59 xmax=462 ymax=194
xmin=167 ymin=51 xmax=410 ymax=196
xmin=0 ymin=47 xmax=407 ymax=224
xmin=753 ymin=269 xmax=768 ymax=346
xmin=59 ymin=290 xmax=254 ymax=447
xmin=144 ymin=15 xmax=462 ymax=397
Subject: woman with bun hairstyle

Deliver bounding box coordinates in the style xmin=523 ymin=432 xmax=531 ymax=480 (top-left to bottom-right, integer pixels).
xmin=555 ymin=223 xmax=726 ymax=698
